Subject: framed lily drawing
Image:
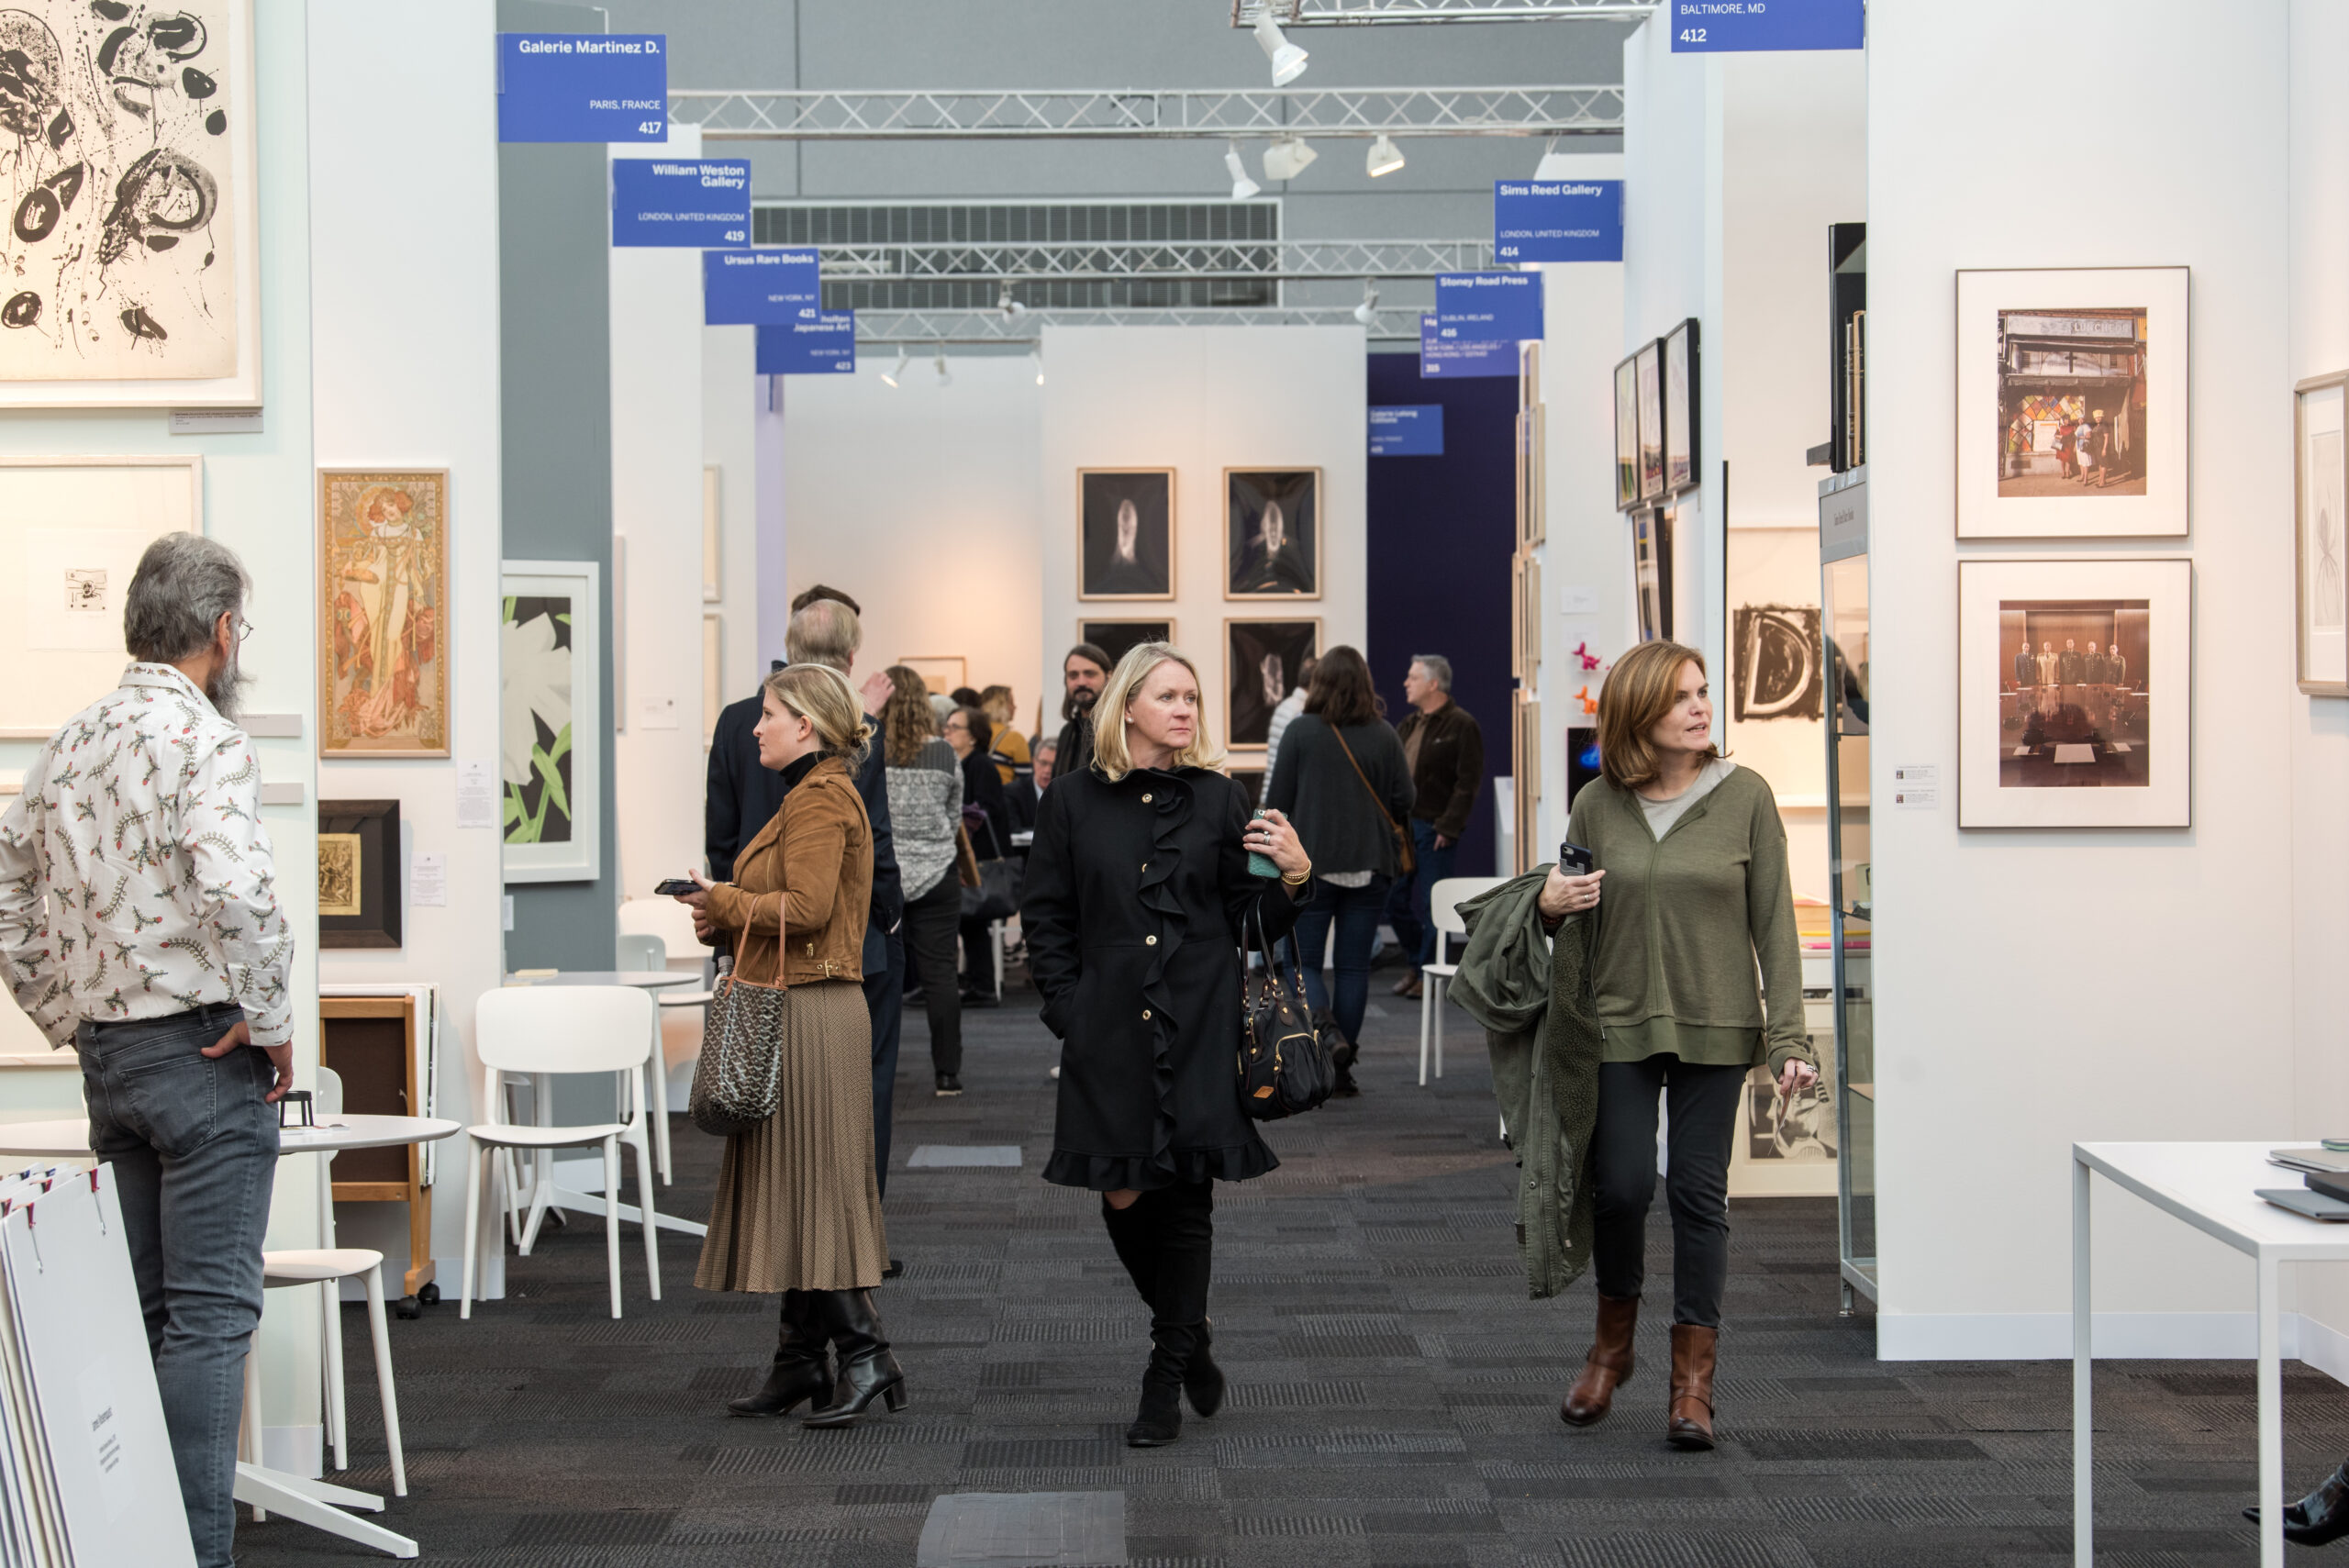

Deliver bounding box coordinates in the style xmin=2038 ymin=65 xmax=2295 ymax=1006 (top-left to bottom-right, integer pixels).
xmin=501 ymin=562 xmax=602 ymax=884
xmin=320 ymin=469 xmax=448 ymax=757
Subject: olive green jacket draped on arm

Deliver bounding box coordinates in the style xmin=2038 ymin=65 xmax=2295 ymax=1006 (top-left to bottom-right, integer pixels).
xmin=1564 ymin=767 xmax=1815 ymax=1078
xmin=1452 ymin=870 xmax=1603 ymax=1301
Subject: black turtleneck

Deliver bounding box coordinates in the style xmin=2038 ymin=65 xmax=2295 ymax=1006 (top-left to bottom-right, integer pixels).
xmin=776 ymin=751 xmax=821 ymax=796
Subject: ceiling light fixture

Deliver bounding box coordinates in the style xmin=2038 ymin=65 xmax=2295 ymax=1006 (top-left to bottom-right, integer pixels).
xmin=1252 ymin=12 xmax=1308 ymax=85
xmin=934 ymin=350 xmax=952 ymax=387
xmin=997 ymin=281 xmax=1027 ymax=318
xmin=1224 ymin=140 xmax=1262 ymax=202
xmin=881 ymin=347 xmax=907 ymax=388
xmin=1262 ymin=135 xmax=1317 ymax=183
xmin=1365 ymin=133 xmax=1406 ymax=178
xmin=1353 ymin=279 xmax=1380 ymax=327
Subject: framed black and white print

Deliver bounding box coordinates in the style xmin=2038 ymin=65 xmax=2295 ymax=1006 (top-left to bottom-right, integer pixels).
xmin=2298 ymin=371 xmax=2348 ymax=695
xmin=1079 ymin=469 xmax=1175 ymax=600
xmin=1225 ymin=618 xmax=1320 ymax=750
xmin=1636 ymin=339 xmax=1665 ymax=504
xmin=318 ymin=799 xmax=402 ymax=950
xmin=1956 ymin=266 xmax=2188 ymax=539
xmin=1081 ymin=618 xmax=1174 ymax=672
xmin=1664 ymin=317 xmax=1699 ymax=495
xmin=1613 ymin=354 xmax=1640 ymax=511
xmin=1225 ymin=470 xmax=1320 ymax=600
xmin=1958 ymin=557 xmax=2190 ymax=828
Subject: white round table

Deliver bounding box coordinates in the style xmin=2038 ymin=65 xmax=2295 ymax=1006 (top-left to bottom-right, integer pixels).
xmin=504 ymin=969 xmax=704 ymax=989
xmin=0 ymin=1112 xmax=461 ymax=1159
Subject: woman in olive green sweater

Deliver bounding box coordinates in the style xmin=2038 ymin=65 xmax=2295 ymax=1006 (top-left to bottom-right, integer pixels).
xmin=1538 ymin=639 xmax=1819 ymax=1451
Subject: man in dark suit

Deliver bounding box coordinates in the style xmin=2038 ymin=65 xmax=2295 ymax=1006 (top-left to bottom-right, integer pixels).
xmin=706 ymin=587 xmax=906 ymax=1207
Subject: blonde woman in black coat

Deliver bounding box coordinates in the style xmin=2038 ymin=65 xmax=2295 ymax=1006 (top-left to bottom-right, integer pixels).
xmin=1019 ymin=642 xmax=1311 ymax=1448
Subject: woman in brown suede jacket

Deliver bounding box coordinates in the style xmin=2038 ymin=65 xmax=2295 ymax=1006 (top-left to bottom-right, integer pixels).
xmin=676 ymin=662 xmax=904 ymax=1429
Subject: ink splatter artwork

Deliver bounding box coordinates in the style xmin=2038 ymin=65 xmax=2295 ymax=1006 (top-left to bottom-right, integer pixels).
xmin=0 ymin=2 xmax=239 ymax=381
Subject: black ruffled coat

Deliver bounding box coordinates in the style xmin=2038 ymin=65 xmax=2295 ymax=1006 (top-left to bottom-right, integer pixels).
xmin=1021 ymin=764 xmax=1304 ymax=1190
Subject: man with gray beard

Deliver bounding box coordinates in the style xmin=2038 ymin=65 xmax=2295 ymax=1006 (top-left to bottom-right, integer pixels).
xmin=0 ymin=534 xmax=293 ymax=1568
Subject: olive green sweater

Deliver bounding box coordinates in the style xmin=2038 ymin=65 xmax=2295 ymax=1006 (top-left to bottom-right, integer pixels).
xmin=1563 ymin=765 xmax=1813 ymax=1075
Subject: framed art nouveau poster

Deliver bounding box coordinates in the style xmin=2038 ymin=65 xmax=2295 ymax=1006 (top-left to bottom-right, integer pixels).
xmin=320 ymin=469 xmax=449 ymax=757
xmin=1955 ymin=266 xmax=2189 ymax=539
xmin=1958 ymin=557 xmax=2190 ymax=828
xmin=501 ymin=562 xmax=602 ymax=884
xmin=2297 ymin=371 xmax=2348 ymax=695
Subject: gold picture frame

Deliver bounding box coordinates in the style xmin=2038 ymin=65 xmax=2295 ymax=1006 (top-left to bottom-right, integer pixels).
xmin=319 ymin=468 xmax=450 ymax=757
xmin=1077 ymin=468 xmax=1176 ymax=600
xmin=1224 ymin=468 xmax=1322 ymax=601
xmin=1080 ymin=618 xmax=1176 ymax=673
xmin=1224 ymin=617 xmax=1321 ymax=752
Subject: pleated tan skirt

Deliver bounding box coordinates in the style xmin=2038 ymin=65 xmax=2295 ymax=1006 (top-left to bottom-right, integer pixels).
xmin=695 ymin=979 xmax=889 ymax=1293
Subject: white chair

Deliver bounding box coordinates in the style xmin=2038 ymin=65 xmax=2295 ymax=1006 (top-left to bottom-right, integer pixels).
xmin=249 ymin=1067 xmax=407 ymax=1497
xmin=1419 ymin=874 xmax=1507 ymax=1086
xmin=464 ymin=986 xmax=662 ymax=1320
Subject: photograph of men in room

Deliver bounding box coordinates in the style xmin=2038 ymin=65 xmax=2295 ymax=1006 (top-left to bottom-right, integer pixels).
xmin=1998 ymin=599 xmax=2149 ymax=787
xmin=1995 ymin=307 xmax=2148 ymax=497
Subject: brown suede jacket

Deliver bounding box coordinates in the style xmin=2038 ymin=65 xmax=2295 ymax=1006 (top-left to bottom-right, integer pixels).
xmin=706 ymin=755 xmax=874 ymax=987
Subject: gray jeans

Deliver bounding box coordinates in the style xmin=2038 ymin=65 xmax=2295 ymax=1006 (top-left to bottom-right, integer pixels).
xmin=78 ymin=1005 xmax=277 ymax=1568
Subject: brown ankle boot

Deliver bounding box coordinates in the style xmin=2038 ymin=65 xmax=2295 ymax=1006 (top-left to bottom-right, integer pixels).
xmin=1666 ymin=1323 xmax=1718 ymax=1450
xmin=1559 ymin=1293 xmax=1638 ymax=1427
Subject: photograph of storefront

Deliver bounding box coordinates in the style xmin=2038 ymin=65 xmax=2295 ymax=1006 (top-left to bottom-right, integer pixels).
xmin=1995 ymin=306 xmax=2149 ymax=497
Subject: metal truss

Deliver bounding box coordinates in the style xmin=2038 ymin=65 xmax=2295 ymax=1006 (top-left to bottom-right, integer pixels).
xmin=670 ymin=85 xmax=1621 ymax=139
xmin=819 ymin=238 xmax=1494 ymax=284
xmin=848 ymin=307 xmax=1422 ymax=346
xmin=1237 ymin=0 xmax=1652 ymax=20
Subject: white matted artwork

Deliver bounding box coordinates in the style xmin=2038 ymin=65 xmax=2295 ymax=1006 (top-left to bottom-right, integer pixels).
xmin=702 ymin=611 xmax=722 ymax=746
xmin=900 ymin=656 xmax=965 ymax=695
xmin=702 ymin=467 xmax=721 ymax=603
xmin=0 ymin=0 xmax=263 ymax=407
xmin=1958 ymin=558 xmax=2191 ymax=828
xmin=502 ymin=562 xmax=602 ymax=884
xmin=0 ymin=457 xmax=199 ymax=736
xmin=1725 ymin=528 xmax=1826 ymax=804
xmin=1955 ymin=266 xmax=2188 ymax=539
xmin=2296 ymin=372 xmax=2347 ymax=695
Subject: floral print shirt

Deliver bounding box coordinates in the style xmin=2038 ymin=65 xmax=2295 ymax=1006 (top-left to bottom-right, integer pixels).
xmin=0 ymin=664 xmax=294 ymax=1048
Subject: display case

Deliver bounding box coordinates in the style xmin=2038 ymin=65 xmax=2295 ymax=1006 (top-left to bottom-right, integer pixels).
xmin=1819 ymin=468 xmax=1875 ymax=1311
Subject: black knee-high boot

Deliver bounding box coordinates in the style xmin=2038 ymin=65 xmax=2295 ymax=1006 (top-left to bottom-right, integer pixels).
xmin=1101 ymin=1194 xmax=1157 ymax=1309
xmin=1120 ymin=1181 xmax=1220 ymax=1447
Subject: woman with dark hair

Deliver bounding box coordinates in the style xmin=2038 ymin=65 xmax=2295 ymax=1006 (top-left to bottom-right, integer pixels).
xmin=1264 ymin=645 xmax=1414 ymax=1092
xmin=1539 ymin=639 xmax=1815 ymax=1451
xmin=878 ymin=667 xmax=966 ymax=1096
xmin=1019 ymin=641 xmax=1311 ymax=1447
xmin=943 ymin=704 xmax=1014 ymax=1006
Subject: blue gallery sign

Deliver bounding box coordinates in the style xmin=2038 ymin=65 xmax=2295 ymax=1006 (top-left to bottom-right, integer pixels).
xmin=496 ymin=34 xmax=668 ymax=143
xmin=612 ymin=160 xmax=751 ymax=248
xmin=703 ymin=249 xmax=821 ymax=326
xmin=1668 ymin=0 xmax=1864 ymax=52
xmin=1494 ymin=179 xmax=1623 ymax=263
xmin=1434 ymin=271 xmax=1544 ymax=344
xmin=1369 ymin=406 xmax=1444 ymax=456
xmin=757 ymin=315 xmax=856 ymax=375
xmin=1418 ymin=316 xmax=1515 ymax=379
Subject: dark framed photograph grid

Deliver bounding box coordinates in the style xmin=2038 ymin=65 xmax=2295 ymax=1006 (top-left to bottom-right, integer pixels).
xmin=1080 ymin=618 xmax=1174 ymax=673
xmin=1078 ymin=468 xmax=1175 ymax=600
xmin=1225 ymin=469 xmax=1320 ymax=600
xmin=1225 ymin=617 xmax=1320 ymax=751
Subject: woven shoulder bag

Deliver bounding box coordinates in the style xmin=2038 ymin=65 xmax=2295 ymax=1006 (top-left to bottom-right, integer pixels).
xmin=689 ymin=891 xmax=789 ymax=1137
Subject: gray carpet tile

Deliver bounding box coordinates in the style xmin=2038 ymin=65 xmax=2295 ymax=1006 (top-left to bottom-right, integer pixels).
xmin=236 ymin=970 xmax=2349 ymax=1565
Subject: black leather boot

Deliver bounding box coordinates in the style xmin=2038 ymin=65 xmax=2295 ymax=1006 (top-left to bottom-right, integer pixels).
xmin=727 ymin=1289 xmax=834 ymax=1417
xmin=1100 ymin=1195 xmax=1156 ymax=1310
xmin=2245 ymin=1462 xmax=2349 ymax=1545
xmin=1186 ymin=1318 xmax=1226 ymax=1418
xmin=1127 ymin=1322 xmax=1193 ymax=1447
xmin=1152 ymin=1183 xmax=1221 ymax=1420
xmin=802 ymin=1288 xmax=908 ymax=1429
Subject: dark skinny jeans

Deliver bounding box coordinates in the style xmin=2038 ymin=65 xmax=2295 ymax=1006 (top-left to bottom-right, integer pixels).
xmin=1590 ymin=1054 xmax=1744 ymax=1329
xmin=1287 ymin=873 xmax=1392 ymax=1045
xmin=900 ymin=873 xmax=963 ymax=1076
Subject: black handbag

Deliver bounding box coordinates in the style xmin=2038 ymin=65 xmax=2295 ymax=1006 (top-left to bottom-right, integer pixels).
xmin=1237 ymin=903 xmax=1336 ymax=1121
xmin=960 ymin=817 xmax=1019 ymax=922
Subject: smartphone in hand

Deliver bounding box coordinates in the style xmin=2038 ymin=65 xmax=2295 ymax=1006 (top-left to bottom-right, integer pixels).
xmin=1557 ymin=841 xmax=1594 ymax=878
xmin=653 ymin=877 xmax=700 ymax=896
xmin=1247 ymin=809 xmax=1280 ymax=879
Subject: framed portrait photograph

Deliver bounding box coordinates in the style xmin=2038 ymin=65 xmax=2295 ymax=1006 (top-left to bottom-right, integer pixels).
xmin=501 ymin=562 xmax=603 ymax=884
xmin=2297 ymin=371 xmax=2348 ymax=695
xmin=1956 ymin=266 xmax=2189 ymax=539
xmin=320 ymin=469 xmax=449 ymax=758
xmin=898 ymin=655 xmax=966 ymax=695
xmin=1636 ymin=339 xmax=1665 ymax=504
xmin=1664 ymin=317 xmax=1699 ymax=495
xmin=1225 ymin=618 xmax=1320 ymax=751
xmin=317 ymin=799 xmax=402 ymax=950
xmin=1078 ymin=469 xmax=1174 ymax=600
xmin=1225 ymin=469 xmax=1320 ymax=600
xmin=1081 ymin=618 xmax=1173 ymax=672
xmin=1958 ymin=557 xmax=2190 ymax=828
xmin=1612 ymin=353 xmax=1641 ymax=511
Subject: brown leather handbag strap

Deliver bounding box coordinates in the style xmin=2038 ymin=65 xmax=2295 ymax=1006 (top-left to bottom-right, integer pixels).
xmin=1330 ymin=728 xmax=1408 ymax=838
xmin=727 ymin=888 xmax=787 ymax=991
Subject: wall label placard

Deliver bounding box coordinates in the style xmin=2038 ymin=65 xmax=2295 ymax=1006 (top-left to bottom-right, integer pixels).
xmin=1369 ymin=405 xmax=1444 ymax=456
xmin=704 ymin=249 xmax=821 ymax=326
xmin=1668 ymin=0 xmax=1864 ymax=53
xmin=757 ymin=315 xmax=857 ymax=375
xmin=496 ymin=34 xmax=668 ymax=143
xmin=1493 ymin=180 xmax=1624 ymax=263
xmin=1418 ymin=316 xmax=1515 ymax=378
xmin=1434 ymin=271 xmax=1544 ymax=343
xmin=612 ymin=160 xmax=751 ymax=248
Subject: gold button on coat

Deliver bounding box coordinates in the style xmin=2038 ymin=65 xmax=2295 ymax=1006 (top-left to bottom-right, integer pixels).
xmin=1145 ymin=935 xmax=1157 ymax=946
xmin=1141 ymin=1008 xmax=1152 ymax=1020
xmin=1141 ymin=792 xmax=1152 ymax=803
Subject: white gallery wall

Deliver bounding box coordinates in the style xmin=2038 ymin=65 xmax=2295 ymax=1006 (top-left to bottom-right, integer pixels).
xmin=784 ymin=355 xmax=1046 ymax=731
xmin=1868 ymin=0 xmax=2304 ymax=1359
xmin=1040 ymin=326 xmax=1367 ymax=758
xmin=703 ymin=328 xmax=763 ymax=710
